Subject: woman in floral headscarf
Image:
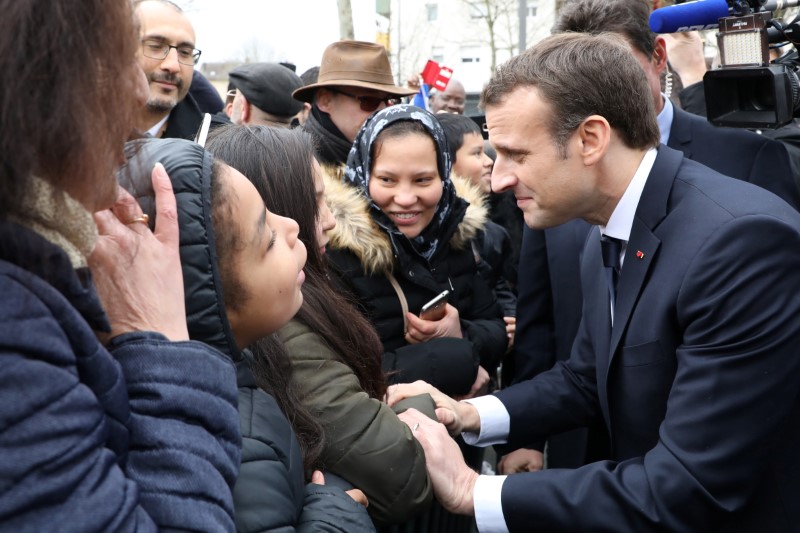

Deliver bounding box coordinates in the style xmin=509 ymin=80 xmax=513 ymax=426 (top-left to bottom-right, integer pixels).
xmin=325 ymin=104 xmax=507 ymax=405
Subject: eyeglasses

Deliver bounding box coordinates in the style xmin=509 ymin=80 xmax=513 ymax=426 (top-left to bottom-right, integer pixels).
xmin=141 ymin=38 xmax=202 ymax=66
xmin=328 ymin=88 xmax=395 ymax=112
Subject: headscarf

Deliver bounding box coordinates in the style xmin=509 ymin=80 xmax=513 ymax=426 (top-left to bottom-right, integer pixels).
xmin=344 ymin=104 xmax=465 ymax=261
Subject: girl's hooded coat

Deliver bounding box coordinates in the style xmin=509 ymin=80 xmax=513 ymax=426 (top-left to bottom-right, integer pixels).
xmin=125 ymin=138 xmax=375 ymax=533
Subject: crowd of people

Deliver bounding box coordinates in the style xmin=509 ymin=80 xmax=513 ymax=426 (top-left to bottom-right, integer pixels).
xmin=1 ymin=0 xmax=799 ymax=531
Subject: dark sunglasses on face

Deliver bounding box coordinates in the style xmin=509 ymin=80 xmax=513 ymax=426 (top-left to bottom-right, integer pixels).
xmin=328 ymin=87 xmax=396 ymax=112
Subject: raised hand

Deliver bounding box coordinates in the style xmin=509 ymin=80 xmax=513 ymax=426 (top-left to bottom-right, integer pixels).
xmin=89 ymin=163 xmax=189 ymax=342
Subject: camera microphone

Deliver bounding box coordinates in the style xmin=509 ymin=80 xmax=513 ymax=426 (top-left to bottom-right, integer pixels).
xmin=649 ymin=0 xmax=730 ymax=33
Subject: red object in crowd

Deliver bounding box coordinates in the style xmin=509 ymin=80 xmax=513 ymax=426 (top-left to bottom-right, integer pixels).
xmin=421 ymin=60 xmax=454 ymax=91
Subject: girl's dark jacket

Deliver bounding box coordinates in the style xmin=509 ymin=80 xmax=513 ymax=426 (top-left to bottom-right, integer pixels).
xmin=324 ymin=170 xmax=507 ymax=396
xmin=125 ymin=138 xmax=375 ymax=533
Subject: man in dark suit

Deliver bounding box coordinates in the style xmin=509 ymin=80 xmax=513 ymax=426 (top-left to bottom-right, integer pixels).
xmin=388 ymin=31 xmax=800 ymax=531
xmin=502 ymin=0 xmax=800 ymax=474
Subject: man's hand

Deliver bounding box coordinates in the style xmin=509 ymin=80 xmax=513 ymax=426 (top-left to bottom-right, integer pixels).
xmin=663 ymin=32 xmax=707 ymax=87
xmin=497 ymin=448 xmax=544 ymax=474
xmin=407 ymin=73 xmax=422 ymax=91
xmin=405 ymin=303 xmax=462 ymax=343
xmin=386 ymin=380 xmax=480 ymax=434
xmin=89 ymin=163 xmax=189 ymax=342
xmin=398 ymin=409 xmax=479 ymax=516
xmin=504 ymin=316 xmax=516 ymax=351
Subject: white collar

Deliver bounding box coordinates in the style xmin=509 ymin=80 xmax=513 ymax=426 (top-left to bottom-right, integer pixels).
xmin=146 ymin=115 xmax=170 ymax=137
xmin=657 ymin=94 xmax=673 ymax=145
xmin=600 ymin=147 xmax=658 ymax=242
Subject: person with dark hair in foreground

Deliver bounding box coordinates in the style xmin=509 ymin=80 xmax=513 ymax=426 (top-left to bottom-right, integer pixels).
xmin=0 ymin=0 xmax=241 ymax=530
xmin=208 ymin=125 xmax=436 ymax=528
xmin=388 ymin=32 xmax=800 ymax=532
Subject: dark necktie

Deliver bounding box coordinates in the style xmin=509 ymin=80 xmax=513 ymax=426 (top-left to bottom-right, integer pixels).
xmin=600 ymin=235 xmax=624 ymax=316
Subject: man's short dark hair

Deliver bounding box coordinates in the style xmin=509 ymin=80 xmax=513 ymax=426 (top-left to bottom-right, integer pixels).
xmin=481 ymin=32 xmax=660 ymax=155
xmin=436 ymin=113 xmax=482 ymax=163
xmin=554 ymin=0 xmax=655 ymax=58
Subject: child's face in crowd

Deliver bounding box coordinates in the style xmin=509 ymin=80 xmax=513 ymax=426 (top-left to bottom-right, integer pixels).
xmin=221 ymin=164 xmax=307 ymax=348
xmin=312 ymin=158 xmax=336 ymax=255
xmin=453 ymin=132 xmax=493 ymax=193
xmin=369 ymin=132 xmax=443 ymax=239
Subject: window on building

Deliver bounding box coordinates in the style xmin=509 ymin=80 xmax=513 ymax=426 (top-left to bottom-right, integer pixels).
xmin=432 ymin=46 xmax=444 ymax=64
xmin=469 ymin=3 xmax=488 ymax=19
xmin=426 ymin=3 xmax=438 ymax=21
xmin=461 ymin=46 xmax=481 ymax=63
xmin=527 ymin=1 xmax=538 ymax=17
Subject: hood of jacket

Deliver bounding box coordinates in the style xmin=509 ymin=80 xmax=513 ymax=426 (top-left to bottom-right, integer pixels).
xmin=322 ymin=163 xmax=488 ymax=274
xmin=120 ymin=138 xmax=240 ymax=359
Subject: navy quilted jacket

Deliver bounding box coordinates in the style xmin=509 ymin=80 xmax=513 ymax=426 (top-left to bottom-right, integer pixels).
xmin=0 ymin=221 xmax=241 ymax=531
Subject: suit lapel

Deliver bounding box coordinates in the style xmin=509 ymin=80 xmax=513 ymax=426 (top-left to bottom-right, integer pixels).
xmin=609 ymin=222 xmax=660 ymax=359
xmin=607 ymin=146 xmax=683 ymax=367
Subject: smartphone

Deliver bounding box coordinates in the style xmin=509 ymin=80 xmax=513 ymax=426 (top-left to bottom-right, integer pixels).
xmin=419 ymin=290 xmax=450 ymax=321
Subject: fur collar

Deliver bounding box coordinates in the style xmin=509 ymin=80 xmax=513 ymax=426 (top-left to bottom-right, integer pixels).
xmin=322 ymin=164 xmax=488 ymax=274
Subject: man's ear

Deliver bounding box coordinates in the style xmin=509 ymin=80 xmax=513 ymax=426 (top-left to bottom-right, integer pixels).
xmin=652 ymin=36 xmax=669 ymax=76
xmin=316 ymin=89 xmax=334 ymax=113
xmin=240 ymin=94 xmax=251 ymax=123
xmin=577 ymin=115 xmax=610 ymax=166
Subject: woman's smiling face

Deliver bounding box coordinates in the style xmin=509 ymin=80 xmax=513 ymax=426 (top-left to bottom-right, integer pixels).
xmin=368 ymin=132 xmax=443 ymax=239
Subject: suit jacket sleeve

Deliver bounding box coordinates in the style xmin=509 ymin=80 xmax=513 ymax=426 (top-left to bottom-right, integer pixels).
xmin=494 ymin=215 xmax=800 ymax=531
xmin=746 ymin=137 xmax=800 ymax=211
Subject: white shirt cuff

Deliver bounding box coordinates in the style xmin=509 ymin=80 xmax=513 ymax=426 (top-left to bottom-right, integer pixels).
xmin=462 ymin=395 xmax=510 ymax=446
xmin=474 ymin=474 xmax=509 ymax=533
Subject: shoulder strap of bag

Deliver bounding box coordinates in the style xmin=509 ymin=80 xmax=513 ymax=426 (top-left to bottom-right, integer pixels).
xmin=385 ymin=270 xmax=409 ymax=333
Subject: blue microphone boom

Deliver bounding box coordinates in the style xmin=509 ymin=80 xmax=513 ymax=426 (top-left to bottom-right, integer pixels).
xmin=649 ymin=0 xmax=731 ymax=33
xmin=650 ymin=0 xmax=800 ymax=34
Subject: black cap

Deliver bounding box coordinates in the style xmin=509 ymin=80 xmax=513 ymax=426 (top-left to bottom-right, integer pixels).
xmin=229 ymin=62 xmax=304 ymax=117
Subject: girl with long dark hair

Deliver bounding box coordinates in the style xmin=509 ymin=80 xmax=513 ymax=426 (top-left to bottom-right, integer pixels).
xmin=207 ymin=125 xmax=436 ymax=527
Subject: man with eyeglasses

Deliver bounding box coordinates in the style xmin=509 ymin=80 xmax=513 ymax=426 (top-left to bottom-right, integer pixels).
xmin=292 ymin=40 xmax=416 ymax=166
xmin=133 ymin=0 xmax=205 ymax=139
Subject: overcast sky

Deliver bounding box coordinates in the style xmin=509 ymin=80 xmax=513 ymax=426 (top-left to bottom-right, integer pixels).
xmin=181 ymin=0 xmax=379 ymax=74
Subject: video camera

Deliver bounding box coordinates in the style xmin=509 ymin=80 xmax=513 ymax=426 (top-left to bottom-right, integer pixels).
xmin=650 ymin=0 xmax=800 ymax=129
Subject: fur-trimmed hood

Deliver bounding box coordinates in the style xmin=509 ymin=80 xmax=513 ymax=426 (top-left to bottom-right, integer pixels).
xmin=322 ymin=164 xmax=489 ymax=274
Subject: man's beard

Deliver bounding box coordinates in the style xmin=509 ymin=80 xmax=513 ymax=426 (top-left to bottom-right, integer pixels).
xmin=145 ymin=72 xmax=184 ymax=114
xmin=146 ymin=97 xmax=176 ymax=114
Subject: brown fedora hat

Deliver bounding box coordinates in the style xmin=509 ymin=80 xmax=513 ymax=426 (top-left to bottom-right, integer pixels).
xmin=293 ymin=40 xmax=416 ymax=103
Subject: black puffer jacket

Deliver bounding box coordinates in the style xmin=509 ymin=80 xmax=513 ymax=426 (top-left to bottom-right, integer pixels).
xmin=324 ymin=170 xmax=507 ymax=396
xmin=473 ymin=217 xmax=517 ymax=318
xmin=124 ymin=139 xmax=375 ymax=533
